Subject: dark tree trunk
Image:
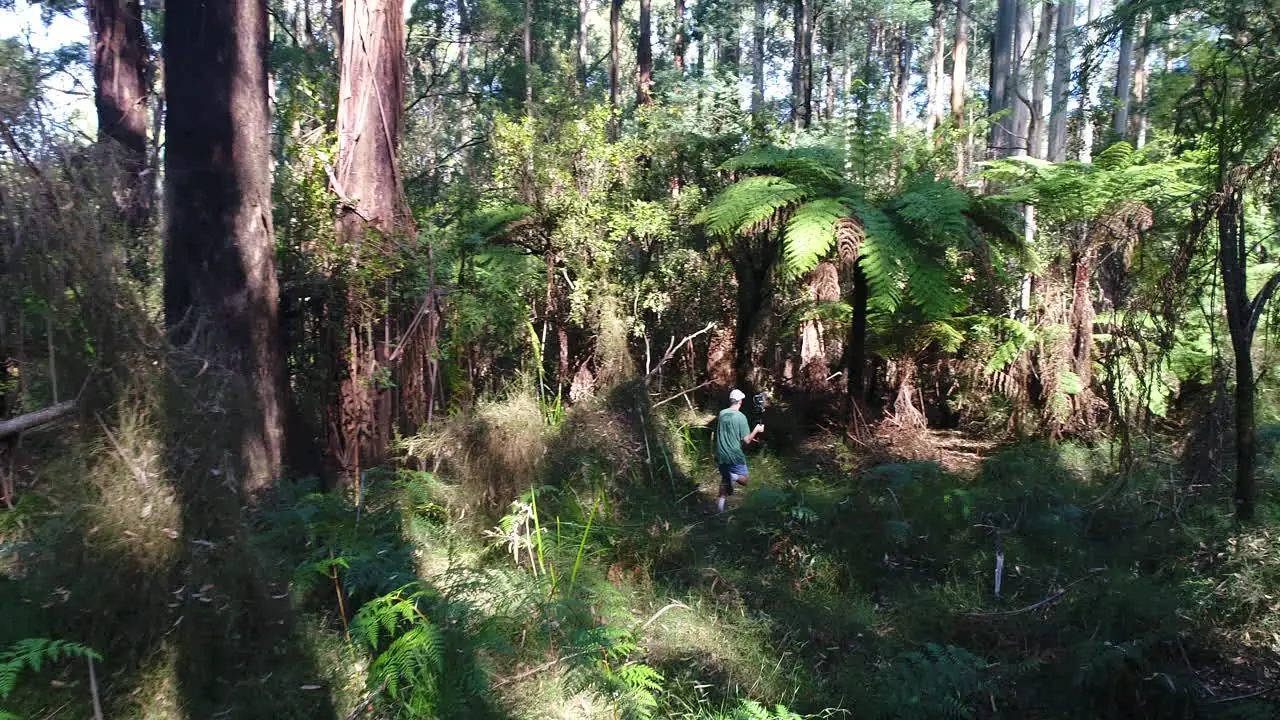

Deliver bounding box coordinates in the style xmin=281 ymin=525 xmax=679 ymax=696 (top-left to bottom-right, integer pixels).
xmin=458 ymin=0 xmax=473 ymax=141
xmin=523 ymin=0 xmax=534 ymax=114
xmin=673 ymin=0 xmax=687 ymax=73
xmin=164 ymin=0 xmax=285 ymax=491
xmin=823 ymin=12 xmax=837 ymax=121
xmin=333 ymin=0 xmax=417 ymax=473
xmin=846 ymin=263 xmax=868 ymax=403
xmin=88 ymin=0 xmax=152 ymax=229
xmin=610 ymin=0 xmax=621 ymax=138
xmin=989 ymin=0 xmax=1016 ymax=156
xmin=638 ymin=0 xmax=653 ymax=105
xmin=1047 ymin=0 xmax=1073 ymax=161
xmin=792 ymin=0 xmax=813 ymax=128
xmin=1218 ymin=184 xmax=1280 ymax=521
xmin=732 ymin=251 xmax=771 ymax=388
xmin=752 ymin=0 xmax=765 ymax=115
xmin=721 ymin=8 xmax=740 ymax=75
xmin=577 ymin=0 xmax=589 ymax=88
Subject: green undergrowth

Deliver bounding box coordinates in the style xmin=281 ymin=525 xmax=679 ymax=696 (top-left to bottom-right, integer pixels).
xmin=5 ymin=387 xmax=1280 ymax=718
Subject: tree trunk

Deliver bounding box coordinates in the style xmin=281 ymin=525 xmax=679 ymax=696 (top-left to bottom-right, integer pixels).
xmin=732 ymin=251 xmax=770 ymax=388
xmin=1011 ymin=0 xmax=1033 ymax=155
xmin=1131 ymin=14 xmax=1149 ymax=147
xmin=610 ymin=0 xmax=621 ymax=137
xmin=638 ymin=0 xmax=653 ymax=105
xmin=1029 ymin=1 xmax=1054 ymax=157
xmin=1217 ymin=177 xmax=1280 ymax=521
xmin=87 ymin=0 xmax=152 ymax=229
xmin=990 ymin=0 xmax=1016 ymax=156
xmin=1047 ymin=0 xmax=1073 ymax=161
xmin=846 ymin=263 xmax=869 ymax=403
xmin=1068 ymin=234 xmax=1096 ymax=429
xmin=721 ymin=9 xmax=740 ymax=76
xmin=1080 ymin=0 xmax=1101 ymax=161
xmin=792 ymin=0 xmax=813 ymax=129
xmin=823 ymin=12 xmax=837 ymax=121
xmin=164 ymin=0 xmax=284 ymax=490
xmin=333 ymin=0 xmax=415 ymax=473
xmin=458 ymin=0 xmax=473 ymax=143
xmin=892 ymin=25 xmax=911 ymax=131
xmin=1220 ymin=188 xmax=1254 ymax=520
xmin=577 ymin=0 xmax=590 ymax=88
xmin=951 ymin=0 xmax=969 ymax=125
xmin=674 ymin=0 xmax=687 ymax=73
xmin=752 ymin=0 xmax=765 ymax=115
xmin=925 ymin=0 xmax=946 ymax=135
xmin=799 ymin=262 xmax=838 ymax=386
xmin=1112 ymin=5 xmax=1134 ymax=144
xmin=524 ymin=0 xmax=534 ymax=114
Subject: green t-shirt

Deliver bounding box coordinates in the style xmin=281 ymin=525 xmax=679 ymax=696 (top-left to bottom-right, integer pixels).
xmin=714 ymin=408 xmax=751 ymax=466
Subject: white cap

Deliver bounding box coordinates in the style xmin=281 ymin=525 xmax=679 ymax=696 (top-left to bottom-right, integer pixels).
xmin=729 ymin=389 xmax=746 ymax=402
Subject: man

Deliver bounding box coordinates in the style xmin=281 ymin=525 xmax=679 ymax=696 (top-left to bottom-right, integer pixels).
xmin=713 ymin=388 xmax=765 ymax=513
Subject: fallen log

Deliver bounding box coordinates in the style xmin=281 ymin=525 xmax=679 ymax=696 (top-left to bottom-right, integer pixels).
xmin=0 ymin=400 xmax=78 ymax=440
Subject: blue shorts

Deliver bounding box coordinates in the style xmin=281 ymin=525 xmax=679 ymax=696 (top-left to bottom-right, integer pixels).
xmin=718 ymin=463 xmax=748 ymax=496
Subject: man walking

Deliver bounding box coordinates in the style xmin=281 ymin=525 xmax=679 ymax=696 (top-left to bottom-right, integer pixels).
xmin=713 ymin=389 xmax=765 ymax=513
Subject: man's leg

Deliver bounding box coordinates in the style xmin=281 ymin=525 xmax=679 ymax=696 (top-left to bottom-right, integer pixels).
xmin=717 ymin=465 xmax=733 ymax=513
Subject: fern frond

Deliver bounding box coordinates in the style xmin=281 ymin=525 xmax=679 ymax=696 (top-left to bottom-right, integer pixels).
xmin=694 ymin=176 xmax=807 ymax=238
xmin=0 ymin=638 xmax=100 ymax=699
xmin=781 ymin=198 xmax=849 ymax=276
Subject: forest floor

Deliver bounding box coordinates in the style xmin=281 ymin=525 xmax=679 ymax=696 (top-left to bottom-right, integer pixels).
xmin=4 ymin=392 xmax=1280 ymax=719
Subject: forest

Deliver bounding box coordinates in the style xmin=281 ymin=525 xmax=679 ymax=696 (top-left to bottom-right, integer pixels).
xmin=1 ymin=0 xmax=1279 ymax=717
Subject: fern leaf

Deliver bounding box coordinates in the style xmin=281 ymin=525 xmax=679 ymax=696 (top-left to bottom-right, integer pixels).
xmin=694 ymin=176 xmax=806 ymax=238
xmin=781 ymin=198 xmax=848 ymax=277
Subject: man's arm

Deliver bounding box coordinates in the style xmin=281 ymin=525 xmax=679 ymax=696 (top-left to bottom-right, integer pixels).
xmin=741 ymin=422 xmax=764 ymax=446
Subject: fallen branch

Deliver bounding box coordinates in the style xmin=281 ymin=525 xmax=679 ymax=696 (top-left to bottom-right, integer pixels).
xmin=1204 ymin=685 xmax=1277 ymax=705
xmin=491 ymin=650 xmax=590 ymax=689
xmin=0 ymin=400 xmax=78 ymax=441
xmin=645 ymin=322 xmax=716 ymax=380
xmin=653 ymin=381 xmax=713 ymax=408
xmin=638 ymin=601 xmax=689 ymax=632
xmin=963 ymin=568 xmax=1104 ymax=618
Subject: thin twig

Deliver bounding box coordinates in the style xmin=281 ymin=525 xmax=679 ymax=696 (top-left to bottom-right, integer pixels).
xmin=95 ymin=412 xmax=149 ymax=486
xmin=87 ymin=656 xmax=104 ymax=720
xmin=963 ymin=568 xmax=1105 ymax=618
